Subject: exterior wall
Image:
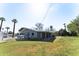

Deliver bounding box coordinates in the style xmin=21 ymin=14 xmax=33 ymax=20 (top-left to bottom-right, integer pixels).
xmin=19 ymin=30 xmax=53 ymax=39
xmin=37 ymin=32 xmax=42 ymax=39
xmin=19 ymin=29 xmax=55 ymax=41
xmin=19 ymin=29 xmax=37 ymax=39
xmin=37 ymin=32 xmax=45 ymax=39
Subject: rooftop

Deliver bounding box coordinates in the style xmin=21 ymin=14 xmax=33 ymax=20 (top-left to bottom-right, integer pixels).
xmin=19 ymin=27 xmax=53 ymax=33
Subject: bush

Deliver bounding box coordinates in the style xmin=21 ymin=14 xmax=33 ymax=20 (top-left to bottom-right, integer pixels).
xmin=69 ymin=31 xmax=77 ymax=36
xmin=58 ymin=29 xmax=68 ymax=36
xmin=58 ymin=29 xmax=78 ymax=36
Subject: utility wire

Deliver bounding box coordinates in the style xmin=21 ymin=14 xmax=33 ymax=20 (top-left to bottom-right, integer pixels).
xmin=42 ymin=4 xmax=52 ymax=22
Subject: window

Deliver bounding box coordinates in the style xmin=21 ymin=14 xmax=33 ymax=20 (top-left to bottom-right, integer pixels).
xmin=32 ymin=33 xmax=34 ymax=36
xmin=20 ymin=33 xmax=24 ymax=35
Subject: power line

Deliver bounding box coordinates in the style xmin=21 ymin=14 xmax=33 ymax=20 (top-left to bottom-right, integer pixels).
xmin=42 ymin=4 xmax=52 ymax=22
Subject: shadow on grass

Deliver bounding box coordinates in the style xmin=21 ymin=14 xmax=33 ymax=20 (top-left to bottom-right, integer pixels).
xmin=16 ymin=38 xmax=56 ymax=42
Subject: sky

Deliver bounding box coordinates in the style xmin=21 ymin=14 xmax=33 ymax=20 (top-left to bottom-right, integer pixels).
xmin=0 ymin=3 xmax=79 ymax=33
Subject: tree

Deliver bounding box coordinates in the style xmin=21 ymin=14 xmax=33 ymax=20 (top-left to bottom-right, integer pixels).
xmin=45 ymin=26 xmax=56 ymax=32
xmin=0 ymin=17 xmax=5 ymax=31
xmin=58 ymin=29 xmax=68 ymax=36
xmin=35 ymin=23 xmax=43 ymax=31
xmin=12 ymin=19 xmax=17 ymax=37
xmin=5 ymin=27 xmax=10 ymax=33
xmin=67 ymin=21 xmax=77 ymax=32
xmin=67 ymin=15 xmax=79 ymax=34
xmin=69 ymin=31 xmax=77 ymax=36
xmin=50 ymin=25 xmax=53 ymax=31
xmin=74 ymin=17 xmax=79 ymax=33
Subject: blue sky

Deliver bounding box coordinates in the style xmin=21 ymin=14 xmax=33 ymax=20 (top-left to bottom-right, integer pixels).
xmin=0 ymin=3 xmax=79 ymax=33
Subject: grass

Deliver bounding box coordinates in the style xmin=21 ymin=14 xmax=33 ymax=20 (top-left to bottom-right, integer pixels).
xmin=0 ymin=36 xmax=79 ymax=56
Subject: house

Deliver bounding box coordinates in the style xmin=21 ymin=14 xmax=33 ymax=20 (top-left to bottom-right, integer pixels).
xmin=0 ymin=32 xmax=4 ymax=40
xmin=0 ymin=31 xmax=12 ymax=41
xmin=16 ymin=27 xmax=56 ymax=41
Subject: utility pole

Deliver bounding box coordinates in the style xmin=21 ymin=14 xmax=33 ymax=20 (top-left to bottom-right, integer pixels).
xmin=63 ymin=23 xmax=66 ymax=31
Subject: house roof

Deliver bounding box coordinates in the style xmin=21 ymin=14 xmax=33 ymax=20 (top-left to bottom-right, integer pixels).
xmin=19 ymin=27 xmax=25 ymax=31
xmin=19 ymin=27 xmax=53 ymax=33
xmin=19 ymin=27 xmax=35 ymax=32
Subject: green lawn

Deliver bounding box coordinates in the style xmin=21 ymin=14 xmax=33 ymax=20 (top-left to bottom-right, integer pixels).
xmin=0 ymin=36 xmax=79 ymax=56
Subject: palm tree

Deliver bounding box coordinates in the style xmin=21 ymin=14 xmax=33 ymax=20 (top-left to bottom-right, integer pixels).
xmin=5 ymin=27 xmax=10 ymax=37
xmin=12 ymin=19 xmax=17 ymax=37
xmin=0 ymin=17 xmax=5 ymax=31
xmin=50 ymin=25 xmax=53 ymax=31
xmin=5 ymin=27 xmax=10 ymax=34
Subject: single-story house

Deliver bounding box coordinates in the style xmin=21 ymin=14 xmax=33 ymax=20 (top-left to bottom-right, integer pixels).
xmin=0 ymin=31 xmax=12 ymax=41
xmin=16 ymin=27 xmax=56 ymax=41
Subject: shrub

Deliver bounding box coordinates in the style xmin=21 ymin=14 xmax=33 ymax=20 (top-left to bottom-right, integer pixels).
xmin=58 ymin=29 xmax=68 ymax=36
xmin=69 ymin=31 xmax=77 ymax=36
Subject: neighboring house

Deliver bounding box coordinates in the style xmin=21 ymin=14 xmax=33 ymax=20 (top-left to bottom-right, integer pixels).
xmin=3 ymin=32 xmax=12 ymax=38
xmin=0 ymin=32 xmax=4 ymax=40
xmin=16 ymin=27 xmax=56 ymax=41
xmin=0 ymin=31 xmax=12 ymax=41
xmin=18 ymin=27 xmax=37 ymax=39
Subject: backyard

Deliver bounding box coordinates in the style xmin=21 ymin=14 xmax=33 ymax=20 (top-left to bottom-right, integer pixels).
xmin=0 ymin=36 xmax=79 ymax=56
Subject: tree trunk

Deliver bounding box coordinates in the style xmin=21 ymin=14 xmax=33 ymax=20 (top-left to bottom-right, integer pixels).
xmin=12 ymin=22 xmax=15 ymax=37
xmin=0 ymin=20 xmax=3 ymax=31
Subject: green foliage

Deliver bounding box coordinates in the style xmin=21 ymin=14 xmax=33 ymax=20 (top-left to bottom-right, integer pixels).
xmin=67 ymin=15 xmax=79 ymax=34
xmin=67 ymin=22 xmax=77 ymax=32
xmin=12 ymin=19 xmax=17 ymax=23
xmin=0 ymin=17 xmax=5 ymax=21
xmin=69 ymin=31 xmax=77 ymax=36
xmin=58 ymin=29 xmax=77 ymax=36
xmin=58 ymin=29 xmax=68 ymax=36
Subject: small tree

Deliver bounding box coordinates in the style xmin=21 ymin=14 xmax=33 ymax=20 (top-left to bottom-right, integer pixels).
xmin=67 ymin=15 xmax=79 ymax=34
xmin=69 ymin=31 xmax=77 ymax=36
xmin=58 ymin=29 xmax=68 ymax=36
xmin=35 ymin=23 xmax=43 ymax=31
xmin=50 ymin=25 xmax=53 ymax=31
